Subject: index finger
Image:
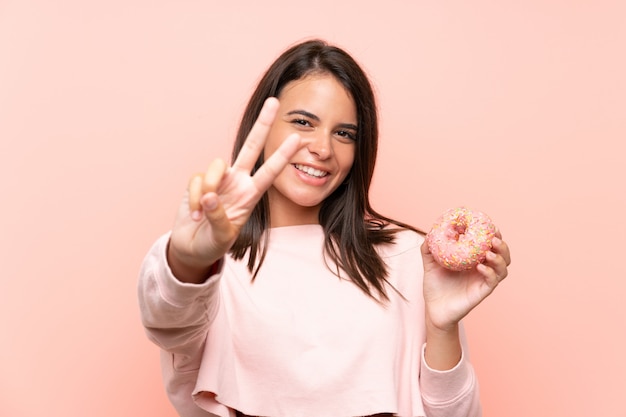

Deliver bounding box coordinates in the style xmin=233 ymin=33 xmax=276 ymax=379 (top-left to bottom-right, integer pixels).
xmin=232 ymin=97 xmax=279 ymax=172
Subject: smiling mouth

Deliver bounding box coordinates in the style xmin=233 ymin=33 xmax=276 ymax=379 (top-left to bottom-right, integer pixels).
xmin=294 ymin=164 xmax=329 ymax=178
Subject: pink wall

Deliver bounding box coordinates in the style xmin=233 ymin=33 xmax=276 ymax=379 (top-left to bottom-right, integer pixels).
xmin=1 ymin=1 xmax=624 ymax=416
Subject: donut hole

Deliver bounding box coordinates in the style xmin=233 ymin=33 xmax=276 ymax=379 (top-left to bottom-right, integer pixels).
xmin=452 ymin=217 xmax=468 ymax=240
xmin=453 ymin=223 xmax=467 ymax=238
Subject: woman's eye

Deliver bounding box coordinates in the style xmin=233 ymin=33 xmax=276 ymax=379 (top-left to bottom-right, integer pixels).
xmin=337 ymin=130 xmax=357 ymax=141
xmin=292 ymin=119 xmax=311 ymax=127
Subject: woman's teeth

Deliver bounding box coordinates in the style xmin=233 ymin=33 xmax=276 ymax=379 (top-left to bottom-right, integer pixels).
xmin=294 ymin=164 xmax=328 ymax=178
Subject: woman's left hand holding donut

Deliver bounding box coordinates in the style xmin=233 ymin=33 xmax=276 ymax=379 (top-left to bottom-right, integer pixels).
xmin=421 ymin=230 xmax=512 ymax=332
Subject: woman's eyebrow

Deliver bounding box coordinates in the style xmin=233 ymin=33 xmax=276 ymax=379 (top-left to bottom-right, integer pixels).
xmin=337 ymin=122 xmax=358 ymax=131
xmin=286 ymin=110 xmax=358 ymax=131
xmin=286 ymin=109 xmax=319 ymax=121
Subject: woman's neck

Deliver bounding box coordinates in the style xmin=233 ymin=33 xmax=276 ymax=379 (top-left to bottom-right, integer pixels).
xmin=267 ymin=190 xmax=321 ymax=227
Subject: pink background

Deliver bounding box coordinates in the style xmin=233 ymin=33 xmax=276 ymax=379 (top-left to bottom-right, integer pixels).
xmin=1 ymin=1 xmax=624 ymax=416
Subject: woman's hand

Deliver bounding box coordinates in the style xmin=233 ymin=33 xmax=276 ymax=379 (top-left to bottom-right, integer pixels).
xmin=421 ymin=230 xmax=512 ymax=331
xmin=167 ymin=98 xmax=302 ymax=283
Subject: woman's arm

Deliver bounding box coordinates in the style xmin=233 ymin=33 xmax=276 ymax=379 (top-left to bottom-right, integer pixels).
xmin=420 ymin=323 xmax=482 ymax=417
xmin=138 ymin=233 xmax=222 ymax=360
xmin=419 ymin=232 xmax=511 ymax=416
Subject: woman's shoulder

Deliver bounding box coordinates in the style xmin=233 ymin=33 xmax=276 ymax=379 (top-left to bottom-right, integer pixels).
xmin=377 ymin=224 xmax=425 ymax=258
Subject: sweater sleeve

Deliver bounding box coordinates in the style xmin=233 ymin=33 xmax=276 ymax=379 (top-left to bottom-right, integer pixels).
xmin=419 ymin=325 xmax=482 ymax=417
xmin=138 ymin=232 xmax=223 ymax=359
xmin=138 ymin=233 xmax=224 ymax=417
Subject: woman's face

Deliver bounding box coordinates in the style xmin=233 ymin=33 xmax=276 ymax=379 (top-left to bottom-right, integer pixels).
xmin=264 ymin=73 xmax=357 ymax=227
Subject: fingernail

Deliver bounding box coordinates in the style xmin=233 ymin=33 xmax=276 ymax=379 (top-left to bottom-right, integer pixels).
xmin=492 ymin=237 xmax=502 ymax=246
xmin=191 ymin=210 xmax=202 ymax=221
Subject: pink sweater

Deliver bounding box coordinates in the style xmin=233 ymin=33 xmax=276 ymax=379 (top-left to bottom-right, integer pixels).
xmin=138 ymin=225 xmax=481 ymax=417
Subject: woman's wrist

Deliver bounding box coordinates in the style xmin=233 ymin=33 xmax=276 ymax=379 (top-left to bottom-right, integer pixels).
xmin=166 ymin=241 xmax=222 ymax=284
xmin=424 ymin=318 xmax=462 ymax=371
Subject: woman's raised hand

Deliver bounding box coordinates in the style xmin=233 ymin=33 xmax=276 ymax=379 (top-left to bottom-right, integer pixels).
xmin=167 ymin=98 xmax=301 ymax=283
xmin=421 ymin=230 xmax=512 ymax=331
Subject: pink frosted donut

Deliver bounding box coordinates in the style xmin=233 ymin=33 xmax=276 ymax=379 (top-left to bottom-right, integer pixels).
xmin=426 ymin=207 xmax=496 ymax=271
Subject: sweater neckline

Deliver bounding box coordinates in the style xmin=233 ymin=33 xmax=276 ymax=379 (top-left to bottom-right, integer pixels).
xmin=266 ymin=224 xmax=324 ymax=240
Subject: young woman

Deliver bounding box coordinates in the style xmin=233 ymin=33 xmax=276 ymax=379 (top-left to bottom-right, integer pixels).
xmin=138 ymin=39 xmax=511 ymax=417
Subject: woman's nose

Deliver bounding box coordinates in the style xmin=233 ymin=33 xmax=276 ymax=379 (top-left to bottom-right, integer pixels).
xmin=305 ymin=131 xmax=332 ymax=160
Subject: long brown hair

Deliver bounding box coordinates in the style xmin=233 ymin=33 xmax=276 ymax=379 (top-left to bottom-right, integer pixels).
xmin=229 ymin=39 xmax=420 ymax=301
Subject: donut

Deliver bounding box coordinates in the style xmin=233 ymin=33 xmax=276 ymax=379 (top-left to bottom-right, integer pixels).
xmin=426 ymin=207 xmax=496 ymax=271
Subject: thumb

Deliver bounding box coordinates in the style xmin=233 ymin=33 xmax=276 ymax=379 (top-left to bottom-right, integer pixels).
xmin=420 ymin=239 xmax=439 ymax=271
